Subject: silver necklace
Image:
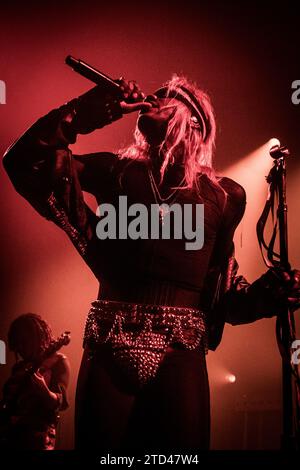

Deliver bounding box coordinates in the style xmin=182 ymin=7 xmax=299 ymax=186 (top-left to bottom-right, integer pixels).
xmin=148 ymin=169 xmax=186 ymax=223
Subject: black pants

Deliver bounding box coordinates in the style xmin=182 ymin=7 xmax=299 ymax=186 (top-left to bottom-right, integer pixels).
xmin=75 ymin=345 xmax=210 ymax=450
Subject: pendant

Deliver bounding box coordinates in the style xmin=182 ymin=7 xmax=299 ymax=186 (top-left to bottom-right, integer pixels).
xmin=159 ymin=205 xmax=170 ymax=224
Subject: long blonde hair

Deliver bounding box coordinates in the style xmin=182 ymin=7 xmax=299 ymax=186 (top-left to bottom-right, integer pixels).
xmin=118 ymin=74 xmax=218 ymax=190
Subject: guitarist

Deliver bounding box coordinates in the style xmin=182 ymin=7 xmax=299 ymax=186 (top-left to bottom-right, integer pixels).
xmin=0 ymin=313 xmax=70 ymax=450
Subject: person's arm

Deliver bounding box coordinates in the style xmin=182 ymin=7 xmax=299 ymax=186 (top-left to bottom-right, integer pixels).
xmin=210 ymin=177 xmax=299 ymax=327
xmin=2 ymin=86 xmax=123 ymax=212
xmin=2 ymin=81 xmax=151 ymax=258
xmin=51 ymin=354 xmax=70 ymax=412
xmin=31 ymin=354 xmax=70 ymax=411
xmin=3 ymin=79 xmax=151 ymax=205
xmin=204 ymin=177 xmax=300 ymax=350
xmin=203 ymin=177 xmax=246 ymax=348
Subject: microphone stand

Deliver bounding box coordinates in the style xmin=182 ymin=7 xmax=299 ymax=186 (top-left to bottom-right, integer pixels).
xmin=267 ymin=145 xmax=300 ymax=450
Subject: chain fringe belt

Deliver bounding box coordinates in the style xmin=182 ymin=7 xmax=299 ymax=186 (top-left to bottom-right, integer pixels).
xmin=84 ymin=299 xmax=208 ymax=387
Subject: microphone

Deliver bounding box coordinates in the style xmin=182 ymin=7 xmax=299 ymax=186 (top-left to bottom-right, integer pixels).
xmin=270 ymin=145 xmax=290 ymax=159
xmin=65 ymin=55 xmax=123 ymax=98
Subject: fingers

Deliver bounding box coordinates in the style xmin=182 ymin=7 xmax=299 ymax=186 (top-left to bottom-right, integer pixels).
xmin=267 ymin=267 xmax=300 ymax=313
xmin=273 ymin=268 xmax=300 ymax=289
xmin=269 ymin=268 xmax=300 ymax=311
xmin=281 ymin=271 xmax=291 ymax=283
xmin=32 ymin=372 xmax=42 ymax=382
xmin=31 ymin=371 xmax=46 ymax=386
xmin=283 ymin=269 xmax=300 ymax=294
xmin=117 ymin=78 xmax=145 ymax=102
xmin=291 ymin=269 xmax=300 ymax=289
xmin=287 ymin=270 xmax=300 ymax=310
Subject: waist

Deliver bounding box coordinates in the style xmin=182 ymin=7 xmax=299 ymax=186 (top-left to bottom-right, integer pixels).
xmin=98 ymin=279 xmax=201 ymax=307
xmin=90 ymin=299 xmax=203 ymax=323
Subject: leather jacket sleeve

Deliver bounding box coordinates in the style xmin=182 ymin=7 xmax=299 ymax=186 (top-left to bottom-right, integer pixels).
xmin=2 ymin=89 xmax=122 ymax=258
xmin=204 ymin=177 xmax=283 ymax=350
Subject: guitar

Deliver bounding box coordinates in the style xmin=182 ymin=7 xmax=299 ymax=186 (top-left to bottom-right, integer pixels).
xmin=0 ymin=331 xmax=71 ymax=432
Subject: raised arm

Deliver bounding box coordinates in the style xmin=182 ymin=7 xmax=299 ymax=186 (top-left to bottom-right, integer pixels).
xmin=2 ymin=81 xmax=151 ymax=259
xmin=2 ymin=86 xmax=123 ymax=214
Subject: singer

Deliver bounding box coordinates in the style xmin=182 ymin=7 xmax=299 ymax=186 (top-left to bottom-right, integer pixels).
xmin=3 ymin=69 xmax=300 ymax=449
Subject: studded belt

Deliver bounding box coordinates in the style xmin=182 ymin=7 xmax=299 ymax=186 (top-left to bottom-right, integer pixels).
xmin=84 ymin=299 xmax=208 ymax=387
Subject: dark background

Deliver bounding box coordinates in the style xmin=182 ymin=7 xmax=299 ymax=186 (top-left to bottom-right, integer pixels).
xmin=0 ymin=0 xmax=299 ymax=450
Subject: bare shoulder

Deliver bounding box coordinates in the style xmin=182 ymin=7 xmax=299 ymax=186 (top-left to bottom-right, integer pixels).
xmin=55 ymin=352 xmax=70 ymax=370
xmin=42 ymin=352 xmax=70 ymax=370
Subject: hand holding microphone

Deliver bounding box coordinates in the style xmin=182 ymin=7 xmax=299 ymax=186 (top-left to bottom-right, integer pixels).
xmin=116 ymin=77 xmax=152 ymax=114
xmin=65 ymin=55 xmax=151 ymax=120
